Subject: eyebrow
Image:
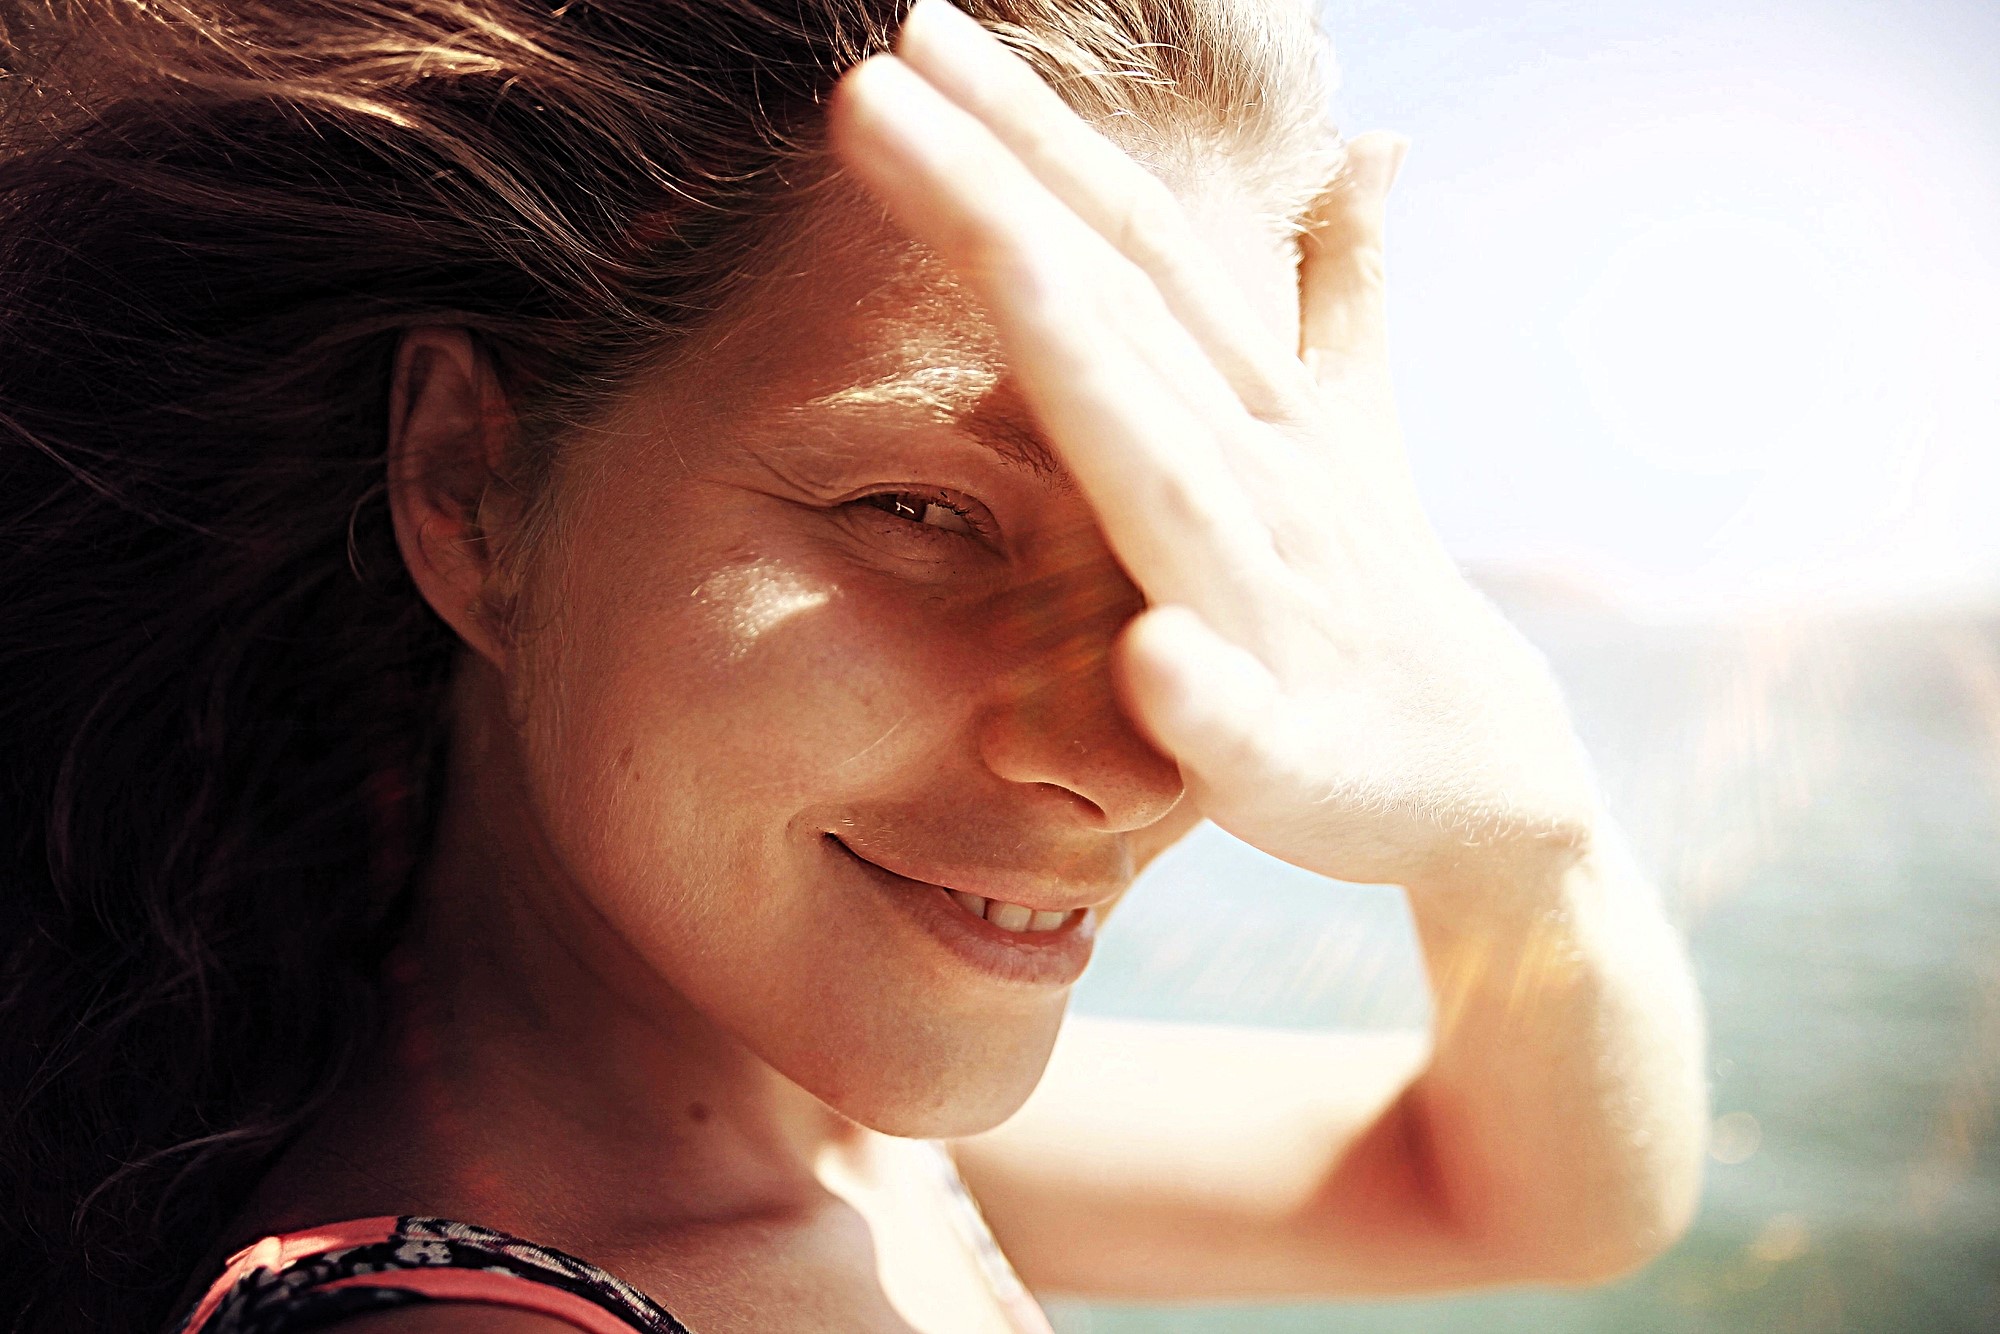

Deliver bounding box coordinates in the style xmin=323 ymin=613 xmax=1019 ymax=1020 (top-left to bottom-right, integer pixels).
xmin=800 ymin=369 xmax=1071 ymax=489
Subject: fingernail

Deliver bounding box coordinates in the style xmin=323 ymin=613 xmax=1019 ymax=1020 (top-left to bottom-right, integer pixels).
xmin=839 ymin=52 xmax=933 ymax=130
xmin=902 ymin=0 xmax=1002 ymax=72
xmin=1386 ymin=135 xmax=1411 ymax=191
xmin=1335 ymin=134 xmax=1407 ymax=196
xmin=903 ymin=0 xmax=978 ymax=46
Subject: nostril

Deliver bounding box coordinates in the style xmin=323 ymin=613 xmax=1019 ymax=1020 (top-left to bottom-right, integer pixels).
xmin=1038 ymin=780 xmax=1105 ymax=822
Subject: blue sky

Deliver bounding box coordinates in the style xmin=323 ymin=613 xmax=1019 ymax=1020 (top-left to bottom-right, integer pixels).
xmin=1315 ymin=0 xmax=2000 ymax=614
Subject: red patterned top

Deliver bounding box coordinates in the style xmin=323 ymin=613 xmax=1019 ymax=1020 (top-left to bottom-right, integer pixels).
xmin=173 ymin=1145 xmax=1053 ymax=1334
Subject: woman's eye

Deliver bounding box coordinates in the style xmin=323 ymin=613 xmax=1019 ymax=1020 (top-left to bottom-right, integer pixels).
xmin=856 ymin=490 xmax=979 ymax=537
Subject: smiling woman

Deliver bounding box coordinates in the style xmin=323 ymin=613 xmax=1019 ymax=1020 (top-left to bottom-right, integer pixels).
xmin=0 ymin=0 xmax=1706 ymax=1331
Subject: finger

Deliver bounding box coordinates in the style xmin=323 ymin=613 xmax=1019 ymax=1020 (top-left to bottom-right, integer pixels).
xmin=829 ymin=55 xmax=1288 ymax=618
xmin=1299 ymin=130 xmax=1407 ymax=378
xmin=893 ymin=0 xmax=1315 ymax=421
xmin=1113 ymin=603 xmax=1281 ymax=789
xmin=828 ymin=54 xmax=1247 ymax=450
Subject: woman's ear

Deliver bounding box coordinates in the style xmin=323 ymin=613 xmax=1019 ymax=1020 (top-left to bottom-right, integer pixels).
xmin=386 ymin=326 xmax=525 ymax=669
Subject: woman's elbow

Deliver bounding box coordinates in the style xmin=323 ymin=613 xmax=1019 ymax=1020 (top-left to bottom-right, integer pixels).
xmin=1486 ymin=1174 xmax=1705 ymax=1288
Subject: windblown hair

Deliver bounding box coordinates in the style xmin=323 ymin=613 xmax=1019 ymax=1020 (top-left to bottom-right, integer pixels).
xmin=0 ymin=0 xmax=1329 ymax=1327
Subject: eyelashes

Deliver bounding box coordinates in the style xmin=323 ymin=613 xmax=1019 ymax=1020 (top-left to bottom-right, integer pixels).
xmin=849 ymin=488 xmax=993 ymax=543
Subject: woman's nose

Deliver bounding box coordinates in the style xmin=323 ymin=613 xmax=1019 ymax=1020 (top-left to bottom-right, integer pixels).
xmin=972 ymin=552 xmax=1184 ymax=834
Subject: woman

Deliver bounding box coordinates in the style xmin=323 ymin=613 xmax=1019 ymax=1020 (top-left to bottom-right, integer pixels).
xmin=0 ymin=0 xmax=1708 ymax=1329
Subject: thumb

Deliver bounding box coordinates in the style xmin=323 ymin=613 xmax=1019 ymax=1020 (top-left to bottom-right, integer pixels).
xmin=1299 ymin=129 xmax=1408 ymax=377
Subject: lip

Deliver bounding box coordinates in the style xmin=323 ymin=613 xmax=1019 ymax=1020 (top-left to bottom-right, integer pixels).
xmin=825 ymin=834 xmax=1097 ymax=988
xmin=827 ymin=832 xmax=1122 ymax=915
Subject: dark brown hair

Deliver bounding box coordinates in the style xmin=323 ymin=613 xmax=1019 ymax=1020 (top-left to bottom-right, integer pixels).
xmin=0 ymin=0 xmax=1328 ymax=1327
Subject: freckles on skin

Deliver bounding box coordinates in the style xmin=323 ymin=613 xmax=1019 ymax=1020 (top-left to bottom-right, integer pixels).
xmin=475 ymin=172 xmax=1300 ymax=1134
xmin=691 ymin=558 xmax=835 ymax=665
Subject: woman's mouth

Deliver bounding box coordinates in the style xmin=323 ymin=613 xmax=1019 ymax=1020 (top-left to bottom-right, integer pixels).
xmin=822 ymin=833 xmax=1098 ymax=986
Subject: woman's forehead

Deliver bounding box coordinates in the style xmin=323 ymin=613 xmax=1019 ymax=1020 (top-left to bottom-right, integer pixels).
xmin=638 ymin=207 xmax=998 ymax=445
xmin=629 ymin=174 xmax=1299 ymax=448
xmin=824 ymin=177 xmax=1303 ymax=352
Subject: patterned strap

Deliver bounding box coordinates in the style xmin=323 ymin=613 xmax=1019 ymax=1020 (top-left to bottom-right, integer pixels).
xmin=172 ymin=1216 xmax=693 ymax=1334
xmin=175 ymin=1153 xmax=1051 ymax=1334
xmin=923 ymin=1143 xmax=1056 ymax=1334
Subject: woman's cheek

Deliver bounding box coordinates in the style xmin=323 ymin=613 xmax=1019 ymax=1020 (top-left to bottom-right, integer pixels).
xmin=685 ymin=556 xmax=836 ymax=672
xmin=522 ymin=536 xmax=992 ymax=884
xmin=680 ymin=558 xmax=991 ymax=792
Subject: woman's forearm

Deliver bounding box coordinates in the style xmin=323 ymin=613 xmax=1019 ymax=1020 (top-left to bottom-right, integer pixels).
xmin=1399 ymin=821 xmax=1709 ymax=1283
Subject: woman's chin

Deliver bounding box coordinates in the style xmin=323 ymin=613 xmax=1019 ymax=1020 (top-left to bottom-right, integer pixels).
xmin=837 ymin=1083 xmax=1038 ymax=1142
xmin=789 ymin=1025 xmax=1060 ymax=1141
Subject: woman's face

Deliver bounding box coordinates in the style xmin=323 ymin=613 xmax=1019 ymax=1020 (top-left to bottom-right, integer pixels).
xmin=499 ymin=181 xmax=1300 ymax=1136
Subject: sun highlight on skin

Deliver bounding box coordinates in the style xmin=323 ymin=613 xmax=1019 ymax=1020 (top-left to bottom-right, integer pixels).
xmin=691 ymin=560 xmax=834 ymax=663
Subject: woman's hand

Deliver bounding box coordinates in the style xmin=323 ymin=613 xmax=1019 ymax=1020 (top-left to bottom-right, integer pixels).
xmin=839 ymin=9 xmax=1708 ymax=1290
xmin=830 ymin=0 xmax=1601 ymax=896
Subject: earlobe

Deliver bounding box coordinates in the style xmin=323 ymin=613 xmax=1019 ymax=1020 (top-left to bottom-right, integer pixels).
xmin=385 ymin=326 xmax=521 ymax=668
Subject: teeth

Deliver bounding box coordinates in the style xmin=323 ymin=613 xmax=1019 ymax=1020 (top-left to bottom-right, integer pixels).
xmin=986 ymin=900 xmax=1034 ymax=932
xmin=941 ymin=889 xmax=1074 ymax=934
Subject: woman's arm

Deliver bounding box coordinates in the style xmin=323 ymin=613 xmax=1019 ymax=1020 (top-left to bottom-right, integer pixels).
xmin=952 ymin=829 xmax=1707 ymax=1300
xmin=832 ymin=0 xmax=1707 ymax=1299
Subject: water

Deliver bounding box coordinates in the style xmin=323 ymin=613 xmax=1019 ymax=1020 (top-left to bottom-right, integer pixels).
xmin=1051 ymin=593 xmax=2000 ymax=1334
